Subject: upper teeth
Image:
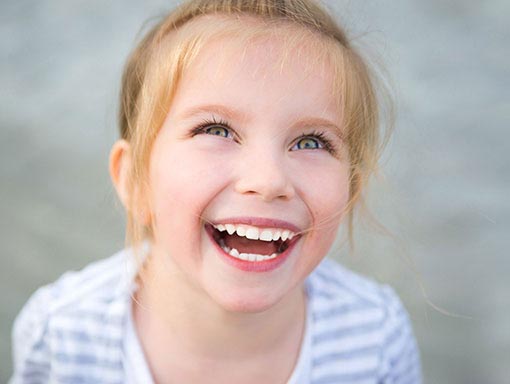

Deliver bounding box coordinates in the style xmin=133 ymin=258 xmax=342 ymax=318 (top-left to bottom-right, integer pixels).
xmin=213 ymin=223 xmax=295 ymax=242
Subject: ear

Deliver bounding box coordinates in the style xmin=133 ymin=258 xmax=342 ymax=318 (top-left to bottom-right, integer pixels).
xmin=109 ymin=139 xmax=132 ymax=209
xmin=110 ymin=139 xmax=152 ymax=226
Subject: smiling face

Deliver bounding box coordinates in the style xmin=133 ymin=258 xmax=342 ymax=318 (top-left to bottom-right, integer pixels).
xmin=145 ymin=27 xmax=350 ymax=313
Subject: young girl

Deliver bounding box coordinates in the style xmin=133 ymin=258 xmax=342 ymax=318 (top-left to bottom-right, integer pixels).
xmin=11 ymin=0 xmax=421 ymax=383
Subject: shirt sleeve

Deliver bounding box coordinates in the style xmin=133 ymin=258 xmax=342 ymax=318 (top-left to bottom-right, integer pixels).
xmin=10 ymin=285 xmax=53 ymax=384
xmin=378 ymin=286 xmax=422 ymax=384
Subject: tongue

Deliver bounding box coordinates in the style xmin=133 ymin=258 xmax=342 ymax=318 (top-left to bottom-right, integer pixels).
xmin=224 ymin=233 xmax=278 ymax=255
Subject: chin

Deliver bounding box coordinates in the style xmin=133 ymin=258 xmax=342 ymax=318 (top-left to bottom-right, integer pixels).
xmin=209 ymin=288 xmax=286 ymax=314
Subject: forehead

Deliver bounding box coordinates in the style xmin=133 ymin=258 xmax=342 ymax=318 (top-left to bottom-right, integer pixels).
xmin=203 ymin=36 xmax=329 ymax=83
xmin=168 ymin=16 xmax=342 ymax=122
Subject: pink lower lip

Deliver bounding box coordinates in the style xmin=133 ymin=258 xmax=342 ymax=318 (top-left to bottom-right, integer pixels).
xmin=205 ymin=226 xmax=298 ymax=273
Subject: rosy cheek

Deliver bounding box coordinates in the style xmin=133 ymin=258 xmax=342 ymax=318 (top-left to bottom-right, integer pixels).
xmin=311 ymin=184 xmax=345 ymax=235
xmin=311 ymin=170 xmax=350 ymax=205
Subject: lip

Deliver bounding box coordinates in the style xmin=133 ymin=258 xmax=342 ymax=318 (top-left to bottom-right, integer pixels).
xmin=211 ymin=217 xmax=302 ymax=233
xmin=204 ymin=221 xmax=301 ymax=273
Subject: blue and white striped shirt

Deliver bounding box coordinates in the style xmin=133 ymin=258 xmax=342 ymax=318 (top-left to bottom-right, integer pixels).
xmin=11 ymin=248 xmax=421 ymax=383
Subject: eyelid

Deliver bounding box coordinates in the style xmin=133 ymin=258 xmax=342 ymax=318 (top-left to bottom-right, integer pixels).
xmin=290 ymin=131 xmax=338 ymax=155
xmin=191 ymin=117 xmax=238 ymax=141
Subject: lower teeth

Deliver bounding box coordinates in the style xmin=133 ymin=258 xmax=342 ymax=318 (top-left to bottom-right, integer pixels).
xmin=218 ymin=240 xmax=278 ymax=262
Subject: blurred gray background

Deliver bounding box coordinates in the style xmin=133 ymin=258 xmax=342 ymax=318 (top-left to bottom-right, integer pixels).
xmin=1 ymin=0 xmax=508 ymax=382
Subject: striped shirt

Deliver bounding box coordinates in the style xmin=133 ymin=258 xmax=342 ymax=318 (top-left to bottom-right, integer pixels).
xmin=10 ymin=248 xmax=421 ymax=383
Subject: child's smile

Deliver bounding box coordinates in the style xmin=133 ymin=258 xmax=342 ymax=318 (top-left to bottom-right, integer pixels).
xmin=205 ymin=219 xmax=301 ymax=272
xmin=145 ymin=23 xmax=351 ymax=312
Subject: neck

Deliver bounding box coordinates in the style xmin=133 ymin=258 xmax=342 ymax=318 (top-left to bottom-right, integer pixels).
xmin=132 ymin=248 xmax=307 ymax=360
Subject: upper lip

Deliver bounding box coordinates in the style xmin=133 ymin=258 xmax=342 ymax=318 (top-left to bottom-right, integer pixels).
xmin=209 ymin=217 xmax=302 ymax=233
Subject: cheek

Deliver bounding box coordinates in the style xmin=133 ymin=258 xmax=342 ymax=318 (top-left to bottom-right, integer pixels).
xmin=304 ymin=164 xmax=351 ymax=228
xmin=297 ymin=164 xmax=350 ymax=263
xmin=148 ymin=146 xmax=231 ymax=228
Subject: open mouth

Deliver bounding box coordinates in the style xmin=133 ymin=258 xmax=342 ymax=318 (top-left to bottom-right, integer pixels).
xmin=205 ymin=222 xmax=299 ymax=262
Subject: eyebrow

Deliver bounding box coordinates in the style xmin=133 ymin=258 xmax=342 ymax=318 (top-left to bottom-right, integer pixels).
xmin=178 ymin=104 xmax=246 ymax=121
xmin=290 ymin=117 xmax=344 ymax=140
xmin=178 ymin=104 xmax=343 ymax=139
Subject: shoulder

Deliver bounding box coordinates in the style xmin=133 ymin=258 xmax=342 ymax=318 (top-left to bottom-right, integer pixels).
xmin=10 ymin=249 xmax=132 ymax=383
xmin=308 ymin=257 xmax=402 ymax=314
xmin=17 ymin=248 xmax=130 ymax=319
xmin=306 ymin=258 xmax=422 ymax=383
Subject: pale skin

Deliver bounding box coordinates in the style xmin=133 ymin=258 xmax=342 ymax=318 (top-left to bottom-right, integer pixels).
xmin=109 ymin=23 xmax=350 ymax=383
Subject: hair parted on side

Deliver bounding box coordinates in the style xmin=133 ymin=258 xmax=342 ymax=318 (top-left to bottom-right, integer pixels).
xmin=117 ymin=0 xmax=393 ymax=256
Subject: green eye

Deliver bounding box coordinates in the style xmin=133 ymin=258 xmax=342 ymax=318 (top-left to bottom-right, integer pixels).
xmin=293 ymin=137 xmax=322 ymax=150
xmin=205 ymin=126 xmax=230 ymax=137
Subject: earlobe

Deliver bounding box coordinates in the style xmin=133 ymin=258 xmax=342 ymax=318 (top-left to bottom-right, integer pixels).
xmin=109 ymin=139 xmax=131 ymax=208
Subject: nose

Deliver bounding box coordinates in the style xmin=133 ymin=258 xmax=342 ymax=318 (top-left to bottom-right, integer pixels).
xmin=234 ymin=148 xmax=295 ymax=202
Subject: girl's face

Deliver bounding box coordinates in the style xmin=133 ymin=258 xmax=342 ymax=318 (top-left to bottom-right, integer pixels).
xmin=147 ymin=32 xmax=350 ymax=313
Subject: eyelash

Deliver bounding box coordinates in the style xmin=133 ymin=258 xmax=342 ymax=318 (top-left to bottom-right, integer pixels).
xmin=191 ymin=118 xmax=337 ymax=155
xmin=292 ymin=131 xmax=337 ymax=155
xmin=190 ymin=117 xmax=236 ymax=140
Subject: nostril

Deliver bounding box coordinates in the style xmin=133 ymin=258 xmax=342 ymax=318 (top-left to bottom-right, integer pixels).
xmin=233 ymin=159 xmax=294 ymax=201
xmin=235 ymin=179 xmax=294 ymax=201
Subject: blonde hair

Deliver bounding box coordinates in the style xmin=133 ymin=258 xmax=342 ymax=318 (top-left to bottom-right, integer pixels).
xmin=117 ymin=0 xmax=392 ymax=253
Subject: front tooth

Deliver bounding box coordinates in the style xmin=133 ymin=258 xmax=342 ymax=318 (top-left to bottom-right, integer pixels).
xmin=246 ymin=227 xmax=260 ymax=240
xmin=281 ymin=230 xmax=290 ymax=241
xmin=225 ymin=224 xmax=236 ymax=235
xmin=229 ymin=248 xmax=240 ymax=257
xmin=236 ymin=226 xmax=246 ymax=237
xmin=272 ymin=230 xmax=281 ymax=241
xmin=255 ymin=254 xmax=265 ymax=261
xmin=259 ymin=230 xmax=273 ymax=242
xmin=247 ymin=253 xmax=256 ymax=262
xmin=238 ymin=253 xmax=249 ymax=261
